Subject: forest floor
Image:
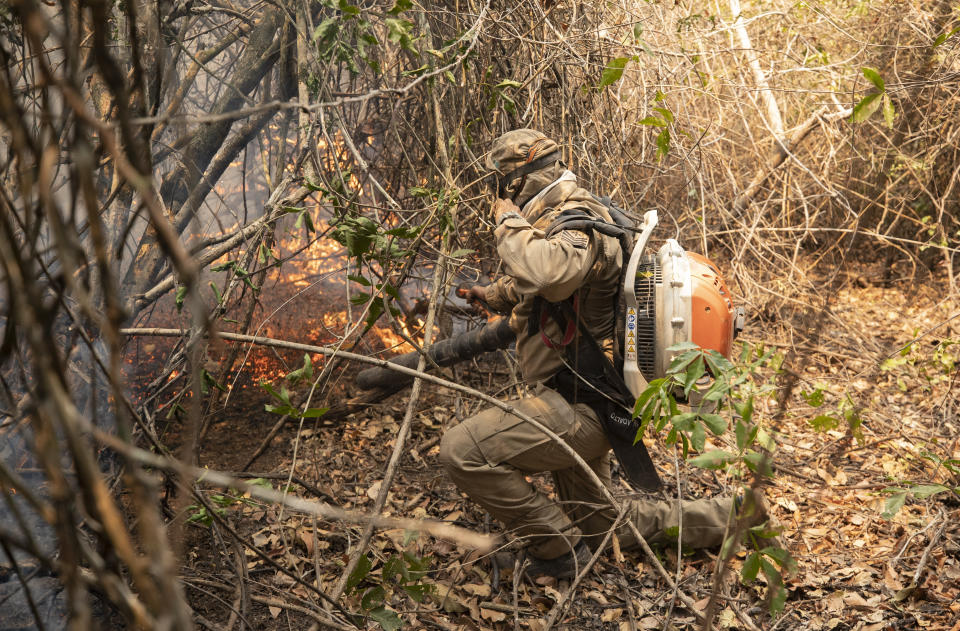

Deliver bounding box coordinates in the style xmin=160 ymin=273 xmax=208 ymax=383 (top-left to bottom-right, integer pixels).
xmin=167 ymin=265 xmax=959 ymax=631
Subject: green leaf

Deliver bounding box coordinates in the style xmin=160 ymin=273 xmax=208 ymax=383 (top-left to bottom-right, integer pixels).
xmin=743 ymin=450 xmax=772 ymax=476
xmin=934 ymin=26 xmax=960 ymax=47
xmin=209 ymin=280 xmax=222 ymax=304
xmin=368 ymin=607 xmax=402 ymax=631
xmin=385 ymin=18 xmax=416 ymax=52
xmin=403 ymin=551 xmax=430 ymax=579
xmin=449 ymin=248 xmax=475 ymax=258
xmin=382 ymin=555 xmax=407 ymax=583
xmin=700 ymin=413 xmax=726 ymax=435
xmin=499 ymin=91 xmax=516 ymax=114
xmin=748 ymin=522 xmax=784 ymax=540
xmin=683 ymin=356 xmax=705 ymax=394
xmin=690 ymin=420 xmax=706 ymax=452
xmin=808 ymin=414 xmax=839 ymax=432
xmin=656 ymin=128 xmax=671 ymax=158
xmin=348 ymin=274 xmax=372 ymax=286
xmin=338 ymin=0 xmax=359 ymax=15
xmin=260 ymin=380 xmax=280 ymax=400
xmin=387 ymin=0 xmax=411 ymax=14
xmin=760 ymin=558 xmax=788 ymax=616
xmin=364 ymin=297 xmax=386 ymax=329
xmin=850 ymin=92 xmax=882 ymax=123
xmin=734 ymin=396 xmax=754 ymax=425
xmin=703 ymin=350 xmax=734 ymax=376
xmin=599 ymin=56 xmax=630 ymax=89
xmin=407 ymin=186 xmax=432 ymax=198
xmin=908 ymin=483 xmax=949 ymax=499
xmin=667 ymin=349 xmax=701 ymax=375
xmin=882 ymin=93 xmax=896 ymax=128
xmin=265 ymin=404 xmax=296 ymax=416
xmin=844 ymin=406 xmax=864 ymax=445
xmin=638 ymin=116 xmax=667 ymax=127
xmin=741 ymin=551 xmax=761 ymax=582
xmin=701 ymin=378 xmax=729 ymax=402
xmin=881 ymin=490 xmax=907 ymax=520
xmin=688 ymin=449 xmax=736 ymax=470
xmin=201 ymin=369 xmax=226 ymax=394
xmin=496 ymin=79 xmax=523 ymax=89
xmin=360 ymin=585 xmax=385 ymax=610
xmin=175 ymin=285 xmax=187 ymax=312
xmin=346 ymin=554 xmax=372 ymax=592
xmin=633 ymin=378 xmax=666 ymax=417
xmin=671 ymin=412 xmax=697 ymax=432
xmin=313 ymin=18 xmax=338 ymax=43
xmin=302 ymin=407 xmax=330 ymax=418
xmin=403 ymin=583 xmax=431 ymax=602
xmin=761 ymin=546 xmax=796 ymax=574
xmin=800 ymin=387 xmax=825 ymax=407
xmin=296 ymin=210 xmax=315 ymax=233
xmin=285 ymin=354 xmax=314 ymax=384
xmin=653 ymin=107 xmax=674 ymax=123
xmin=861 ymin=66 xmax=885 ymax=92
xmin=735 ymin=419 xmax=758 ymax=451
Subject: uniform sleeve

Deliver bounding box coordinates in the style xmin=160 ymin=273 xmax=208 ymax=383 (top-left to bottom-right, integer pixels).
xmin=493 ymin=214 xmax=597 ymax=303
xmin=483 ymin=276 xmax=521 ymax=313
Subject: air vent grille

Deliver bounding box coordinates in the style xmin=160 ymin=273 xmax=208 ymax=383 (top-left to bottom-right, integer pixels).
xmin=635 ymin=255 xmax=660 ymax=381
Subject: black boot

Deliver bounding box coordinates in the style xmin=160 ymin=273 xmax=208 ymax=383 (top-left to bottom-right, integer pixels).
xmin=525 ymin=541 xmax=593 ymax=581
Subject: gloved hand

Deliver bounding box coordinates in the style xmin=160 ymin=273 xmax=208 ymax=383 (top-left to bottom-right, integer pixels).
xmin=492 ymin=198 xmax=521 ymax=224
xmin=456 ymin=284 xmax=492 ymax=318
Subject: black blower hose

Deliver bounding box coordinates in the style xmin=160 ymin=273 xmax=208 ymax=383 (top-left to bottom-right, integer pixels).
xmin=356 ymin=318 xmax=516 ymax=391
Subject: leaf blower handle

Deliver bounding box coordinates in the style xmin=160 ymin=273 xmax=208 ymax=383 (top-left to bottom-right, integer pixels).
xmin=355 ymin=317 xmax=516 ymax=391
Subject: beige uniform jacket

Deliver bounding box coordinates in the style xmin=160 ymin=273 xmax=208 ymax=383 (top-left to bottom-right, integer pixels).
xmin=484 ymin=175 xmax=623 ymax=384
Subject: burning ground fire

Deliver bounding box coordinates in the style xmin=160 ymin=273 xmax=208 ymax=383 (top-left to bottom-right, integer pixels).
xmin=125 ymin=215 xmax=427 ymax=403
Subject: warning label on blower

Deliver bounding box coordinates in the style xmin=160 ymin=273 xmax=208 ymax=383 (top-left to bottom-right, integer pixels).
xmin=625 ymin=307 xmax=637 ymax=361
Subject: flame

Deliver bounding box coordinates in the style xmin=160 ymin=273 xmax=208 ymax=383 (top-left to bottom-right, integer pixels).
xmin=125 ymin=128 xmax=433 ymax=400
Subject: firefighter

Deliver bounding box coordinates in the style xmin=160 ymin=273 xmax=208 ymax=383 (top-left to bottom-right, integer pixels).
xmin=440 ymin=129 xmax=765 ymax=580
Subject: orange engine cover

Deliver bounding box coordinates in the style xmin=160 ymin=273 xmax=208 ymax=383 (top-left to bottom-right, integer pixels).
xmin=687 ymin=252 xmax=735 ymax=358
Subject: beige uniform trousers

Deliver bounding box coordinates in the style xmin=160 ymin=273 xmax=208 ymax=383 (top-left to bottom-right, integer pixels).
xmin=439 ymin=386 xmax=733 ymax=560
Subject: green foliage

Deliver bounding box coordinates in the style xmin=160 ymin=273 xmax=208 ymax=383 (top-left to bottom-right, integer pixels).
xmin=741 ymin=543 xmax=796 ymax=615
xmin=309 ymin=0 xmax=390 ymax=77
xmin=880 ymin=336 xmax=957 ymax=392
xmin=851 ymin=67 xmax=895 ymax=128
xmin=175 ymin=285 xmax=187 ymax=312
xmin=801 ymin=386 xmax=865 ymax=444
xmin=881 ymin=483 xmax=959 ymax=519
xmin=344 ymin=544 xmax=434 ymax=630
xmin=329 ymin=214 xmax=415 ymax=266
xmin=634 ymin=342 xmax=793 ymax=617
xmin=259 ymin=375 xmax=329 ymax=420
xmin=211 ymin=260 xmax=258 ymax=291
xmin=933 ymin=26 xmax=960 ymax=48
xmin=598 ymin=56 xmax=638 ymax=89
xmin=486 ymin=75 xmax=525 ymax=115
xmin=186 ymin=479 xmax=272 ymax=526
xmin=637 ymin=96 xmax=676 ymax=160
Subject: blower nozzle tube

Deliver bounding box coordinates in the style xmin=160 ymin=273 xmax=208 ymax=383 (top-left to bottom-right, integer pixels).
xmin=356 ymin=318 xmax=516 ymax=391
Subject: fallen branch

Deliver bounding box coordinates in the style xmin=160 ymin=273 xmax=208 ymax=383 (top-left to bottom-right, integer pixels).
xmin=89 ymin=423 xmax=498 ymax=551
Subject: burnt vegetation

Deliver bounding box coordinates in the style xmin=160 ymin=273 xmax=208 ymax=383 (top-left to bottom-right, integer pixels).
xmin=0 ymin=0 xmax=958 ymax=629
